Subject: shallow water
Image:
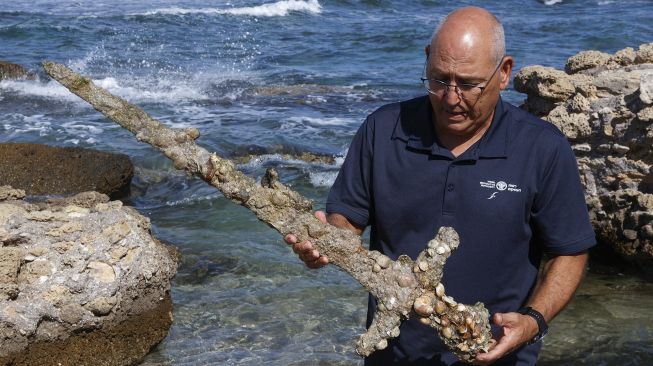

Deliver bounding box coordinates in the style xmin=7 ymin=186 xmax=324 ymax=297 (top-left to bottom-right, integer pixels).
xmin=2 ymin=0 xmax=653 ymax=364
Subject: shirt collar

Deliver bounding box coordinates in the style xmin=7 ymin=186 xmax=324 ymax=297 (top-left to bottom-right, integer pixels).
xmin=391 ymin=95 xmax=509 ymax=159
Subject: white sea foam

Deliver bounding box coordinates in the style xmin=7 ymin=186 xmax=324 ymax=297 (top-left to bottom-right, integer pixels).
xmin=541 ymin=0 xmax=563 ymax=4
xmin=0 ymin=79 xmax=84 ymax=102
xmin=309 ymin=171 xmax=338 ymax=188
xmin=1 ymin=114 xmax=53 ymax=138
xmin=94 ymin=76 xmax=208 ymax=104
xmin=165 ymin=194 xmax=221 ymax=207
xmin=0 ymin=74 xmax=211 ymax=105
xmin=287 ymin=116 xmax=356 ymax=126
xmin=137 ymin=0 xmax=321 ymax=17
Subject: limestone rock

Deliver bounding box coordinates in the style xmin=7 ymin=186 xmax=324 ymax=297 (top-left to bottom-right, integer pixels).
xmin=610 ymin=47 xmax=637 ymax=66
xmin=0 ymin=187 xmax=178 ymax=365
xmin=515 ymin=43 xmax=653 ymax=269
xmin=565 ymin=50 xmax=612 ymax=74
xmin=514 ymin=66 xmax=576 ymax=101
xmin=0 ymin=143 xmax=133 ymax=199
xmin=0 ymin=61 xmax=36 ymax=80
xmin=640 ymin=72 xmax=653 ymax=105
xmin=636 ymin=43 xmax=653 ymax=64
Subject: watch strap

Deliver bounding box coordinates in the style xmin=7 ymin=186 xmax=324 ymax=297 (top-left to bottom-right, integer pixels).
xmin=517 ymin=306 xmax=548 ymax=344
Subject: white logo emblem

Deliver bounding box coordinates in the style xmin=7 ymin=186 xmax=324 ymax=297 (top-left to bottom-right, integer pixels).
xmin=479 ymin=179 xmax=522 ymax=199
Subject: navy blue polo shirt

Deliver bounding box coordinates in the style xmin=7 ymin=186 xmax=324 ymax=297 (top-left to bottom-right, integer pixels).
xmin=326 ymin=95 xmax=596 ymax=366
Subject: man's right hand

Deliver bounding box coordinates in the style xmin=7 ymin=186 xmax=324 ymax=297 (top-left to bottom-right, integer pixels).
xmin=284 ymin=211 xmax=330 ymax=269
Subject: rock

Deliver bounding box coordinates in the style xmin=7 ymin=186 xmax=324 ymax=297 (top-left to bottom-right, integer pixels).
xmin=565 ymin=50 xmax=612 ymax=74
xmin=545 ymin=105 xmax=592 ymax=141
xmin=640 ymin=72 xmax=653 ymax=105
xmin=635 ymin=43 xmax=653 ymax=64
xmin=0 ymin=187 xmax=25 ymax=202
xmin=516 ymin=43 xmax=653 ymax=268
xmin=0 ymin=61 xmax=36 ymax=80
xmin=0 ymin=247 xmax=24 ymax=300
xmin=0 ymin=187 xmax=178 ymax=365
xmin=610 ymin=47 xmax=637 ymax=66
xmin=0 ymin=143 xmax=133 ymax=199
xmin=593 ymin=69 xmax=646 ymax=96
xmin=514 ymin=66 xmax=576 ymax=101
xmin=638 ymin=106 xmax=653 ymax=122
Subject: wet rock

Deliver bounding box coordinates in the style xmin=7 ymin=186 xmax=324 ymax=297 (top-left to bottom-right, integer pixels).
xmin=515 ymin=42 xmax=653 ymax=268
xmin=0 ymin=61 xmax=36 ymax=80
xmin=0 ymin=143 xmax=133 ymax=199
xmin=0 ymin=187 xmax=178 ymax=365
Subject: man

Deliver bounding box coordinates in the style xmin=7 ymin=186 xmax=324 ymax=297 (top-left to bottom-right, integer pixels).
xmin=285 ymin=6 xmax=595 ymax=366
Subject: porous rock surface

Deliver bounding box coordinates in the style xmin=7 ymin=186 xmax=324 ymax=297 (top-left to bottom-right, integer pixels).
xmin=0 ymin=186 xmax=178 ymax=365
xmin=0 ymin=143 xmax=133 ymax=199
xmin=0 ymin=61 xmax=36 ymax=80
xmin=515 ymin=43 xmax=653 ymax=266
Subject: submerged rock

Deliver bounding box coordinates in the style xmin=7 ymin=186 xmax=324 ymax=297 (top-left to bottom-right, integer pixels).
xmin=0 ymin=186 xmax=178 ymax=365
xmin=0 ymin=143 xmax=133 ymax=199
xmin=515 ymin=42 xmax=653 ymax=269
xmin=0 ymin=61 xmax=36 ymax=80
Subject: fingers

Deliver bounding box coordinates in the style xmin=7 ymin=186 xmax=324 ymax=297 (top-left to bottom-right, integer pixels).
xmin=472 ymin=313 xmax=523 ymax=365
xmin=284 ymin=234 xmax=297 ymax=245
xmin=284 ymin=234 xmax=329 ymax=269
xmin=306 ymin=255 xmax=329 ymax=268
xmin=314 ymin=210 xmax=328 ymax=224
xmin=283 ymin=211 xmax=331 ymax=269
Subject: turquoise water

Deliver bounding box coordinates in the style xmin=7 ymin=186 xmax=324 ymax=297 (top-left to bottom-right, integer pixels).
xmin=2 ymin=0 xmax=653 ymax=364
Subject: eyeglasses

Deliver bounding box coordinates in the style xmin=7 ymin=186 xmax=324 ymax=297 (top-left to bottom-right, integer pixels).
xmin=420 ymin=56 xmax=505 ymax=100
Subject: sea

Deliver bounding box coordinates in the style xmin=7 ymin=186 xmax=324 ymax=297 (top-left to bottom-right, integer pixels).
xmin=1 ymin=0 xmax=653 ymax=365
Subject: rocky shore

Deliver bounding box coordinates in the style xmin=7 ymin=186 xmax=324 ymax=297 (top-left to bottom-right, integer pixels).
xmin=515 ymin=42 xmax=653 ymax=269
xmin=0 ymin=61 xmax=35 ymax=80
xmin=0 ymin=40 xmax=652 ymax=364
xmin=0 ymin=187 xmax=178 ymax=365
xmin=0 ymin=143 xmax=133 ymax=199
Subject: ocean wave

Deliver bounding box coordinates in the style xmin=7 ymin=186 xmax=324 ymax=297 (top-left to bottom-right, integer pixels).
xmin=0 ymin=79 xmax=83 ymax=102
xmin=136 ymin=0 xmax=322 ymax=18
xmin=308 ymin=171 xmax=338 ymax=188
xmin=93 ymin=76 xmax=208 ymax=103
xmin=235 ymin=153 xmax=344 ymax=188
xmin=540 ymin=0 xmax=564 ymax=4
xmin=0 ymin=74 xmax=211 ymax=105
xmin=0 ymin=114 xmax=53 ymax=139
xmin=287 ymin=116 xmax=356 ymax=126
xmin=0 ymin=112 xmax=107 ymax=144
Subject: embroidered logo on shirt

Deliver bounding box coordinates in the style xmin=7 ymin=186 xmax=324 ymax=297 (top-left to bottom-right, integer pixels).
xmin=480 ymin=180 xmax=522 ymax=199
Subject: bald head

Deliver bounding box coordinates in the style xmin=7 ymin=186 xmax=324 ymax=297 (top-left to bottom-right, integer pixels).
xmin=430 ymin=7 xmax=505 ymax=65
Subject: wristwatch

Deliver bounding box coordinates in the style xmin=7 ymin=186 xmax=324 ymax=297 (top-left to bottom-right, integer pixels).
xmin=517 ymin=306 xmax=548 ymax=344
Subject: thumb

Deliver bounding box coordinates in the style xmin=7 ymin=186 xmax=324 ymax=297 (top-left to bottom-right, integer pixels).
xmin=314 ymin=210 xmax=328 ymax=224
xmin=493 ymin=312 xmax=520 ymax=329
xmin=493 ymin=313 xmax=505 ymax=326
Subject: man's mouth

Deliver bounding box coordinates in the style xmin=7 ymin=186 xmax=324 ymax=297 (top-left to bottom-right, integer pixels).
xmin=445 ymin=110 xmax=466 ymax=118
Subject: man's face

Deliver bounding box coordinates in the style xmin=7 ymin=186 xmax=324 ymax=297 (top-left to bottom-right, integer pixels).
xmin=425 ymin=45 xmax=506 ymax=138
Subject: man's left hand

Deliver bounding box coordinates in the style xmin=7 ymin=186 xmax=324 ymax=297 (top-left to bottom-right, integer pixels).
xmin=472 ymin=312 xmax=538 ymax=365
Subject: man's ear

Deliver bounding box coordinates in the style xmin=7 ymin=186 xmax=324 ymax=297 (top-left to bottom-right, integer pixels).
xmin=499 ymin=56 xmax=514 ymax=90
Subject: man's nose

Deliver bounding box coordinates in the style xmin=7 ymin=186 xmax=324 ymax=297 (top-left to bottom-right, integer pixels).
xmin=443 ymin=85 xmax=462 ymax=104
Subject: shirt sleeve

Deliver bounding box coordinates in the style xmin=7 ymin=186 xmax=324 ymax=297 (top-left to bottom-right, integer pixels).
xmin=326 ymin=116 xmax=374 ymax=228
xmin=531 ymin=135 xmax=597 ymax=255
